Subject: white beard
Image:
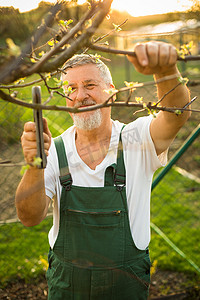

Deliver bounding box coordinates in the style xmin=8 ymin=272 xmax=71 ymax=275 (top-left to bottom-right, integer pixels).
xmin=73 ymin=109 xmax=102 ymax=131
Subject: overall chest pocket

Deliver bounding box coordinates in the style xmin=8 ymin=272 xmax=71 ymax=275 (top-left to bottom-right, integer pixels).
xmin=63 ymin=208 xmax=125 ymax=266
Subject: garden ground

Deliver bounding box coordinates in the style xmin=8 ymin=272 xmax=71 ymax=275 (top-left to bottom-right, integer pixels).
xmin=0 ymin=269 xmax=199 ymax=299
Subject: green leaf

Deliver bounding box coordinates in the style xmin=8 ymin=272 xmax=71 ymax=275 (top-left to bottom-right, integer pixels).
xmin=39 ymin=51 xmax=45 ymax=57
xmin=6 ymin=38 xmax=21 ymax=56
xmin=66 ymin=86 xmax=73 ymax=95
xmin=113 ymin=23 xmax=122 ymax=32
xmin=94 ymin=53 xmax=101 ymax=62
xmin=175 ymin=109 xmax=182 ymax=115
xmin=20 ymin=165 xmax=30 ymax=176
xmin=59 ymin=19 xmax=73 ymax=27
xmin=48 ymin=40 xmax=54 ymax=47
xmin=135 ymin=97 xmax=143 ymax=103
xmin=85 ymin=19 xmax=92 ymax=28
xmin=59 ymin=20 xmax=65 ymax=26
xmin=53 ymin=78 xmax=61 ymax=83
xmin=104 ymin=88 xmax=118 ymax=95
xmin=124 ymin=81 xmax=134 ymax=88
xmin=32 ymin=157 xmax=42 ymax=167
xmin=178 ymin=77 xmax=189 ymax=85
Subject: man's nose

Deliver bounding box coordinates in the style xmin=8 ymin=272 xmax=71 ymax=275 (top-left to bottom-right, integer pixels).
xmin=75 ymin=87 xmax=89 ymax=102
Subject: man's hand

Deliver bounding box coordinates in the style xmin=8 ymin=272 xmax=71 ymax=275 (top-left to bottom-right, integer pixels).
xmin=127 ymin=41 xmax=178 ymax=76
xmin=21 ymin=118 xmax=51 ymax=164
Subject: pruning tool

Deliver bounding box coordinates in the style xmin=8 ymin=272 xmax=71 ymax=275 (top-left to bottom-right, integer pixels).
xmin=32 ymin=86 xmax=47 ymax=169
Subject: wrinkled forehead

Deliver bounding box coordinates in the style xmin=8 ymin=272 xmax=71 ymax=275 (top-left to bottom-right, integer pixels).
xmin=63 ymin=63 xmax=105 ymax=84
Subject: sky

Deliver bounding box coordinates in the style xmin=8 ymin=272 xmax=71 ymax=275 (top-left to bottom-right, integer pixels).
xmin=0 ymin=0 xmax=193 ymax=16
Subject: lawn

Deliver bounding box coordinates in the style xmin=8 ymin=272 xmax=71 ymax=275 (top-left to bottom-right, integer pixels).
xmin=150 ymin=168 xmax=200 ymax=274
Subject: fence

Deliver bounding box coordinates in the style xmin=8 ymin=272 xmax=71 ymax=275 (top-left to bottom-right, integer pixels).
xmin=0 ymin=27 xmax=200 ymax=296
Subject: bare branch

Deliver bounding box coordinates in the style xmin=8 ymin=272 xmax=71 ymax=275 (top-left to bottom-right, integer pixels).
xmin=27 ymin=1 xmax=100 ymax=74
xmin=0 ymin=2 xmax=63 ymax=84
xmin=0 ymin=161 xmax=25 ymax=167
xmin=0 ymin=70 xmax=60 ymax=89
xmin=92 ymin=19 xmax=128 ymax=44
xmin=38 ymin=0 xmax=113 ymax=73
xmin=0 ymin=78 xmax=43 ymax=89
xmin=0 ymin=0 xmax=113 ymax=85
xmin=0 ymin=88 xmax=199 ymax=114
xmin=182 ymin=96 xmax=198 ymax=109
xmin=155 ymin=82 xmax=182 ymax=106
xmin=89 ymin=44 xmax=200 ymax=62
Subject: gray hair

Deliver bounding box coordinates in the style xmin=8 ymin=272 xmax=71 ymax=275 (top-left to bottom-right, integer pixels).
xmin=61 ymin=54 xmax=113 ymax=85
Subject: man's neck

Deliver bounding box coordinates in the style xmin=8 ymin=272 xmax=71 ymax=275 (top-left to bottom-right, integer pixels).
xmin=74 ymin=118 xmax=112 ymax=170
xmin=75 ymin=118 xmax=112 ymax=145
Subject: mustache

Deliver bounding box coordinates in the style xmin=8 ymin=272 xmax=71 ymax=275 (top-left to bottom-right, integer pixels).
xmin=75 ymin=99 xmax=96 ymax=108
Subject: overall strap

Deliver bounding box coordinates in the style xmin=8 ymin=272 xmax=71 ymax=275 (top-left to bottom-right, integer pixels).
xmin=114 ymin=125 xmax=126 ymax=190
xmin=104 ymin=164 xmax=116 ymax=186
xmin=54 ymin=136 xmax=72 ymax=191
xmin=104 ymin=125 xmax=126 ymax=189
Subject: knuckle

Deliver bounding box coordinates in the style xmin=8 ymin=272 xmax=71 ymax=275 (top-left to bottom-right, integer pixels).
xmin=43 ymin=132 xmax=49 ymax=141
xmin=147 ymin=44 xmax=157 ymax=56
xmin=44 ymin=142 xmax=50 ymax=150
xmin=159 ymin=50 xmax=168 ymax=59
xmin=134 ymin=43 xmax=144 ymax=52
xmin=24 ymin=121 xmax=36 ymax=132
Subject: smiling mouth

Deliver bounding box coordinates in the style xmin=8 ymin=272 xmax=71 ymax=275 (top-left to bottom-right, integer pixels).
xmin=78 ymin=101 xmax=96 ymax=108
xmin=80 ymin=104 xmax=94 ymax=108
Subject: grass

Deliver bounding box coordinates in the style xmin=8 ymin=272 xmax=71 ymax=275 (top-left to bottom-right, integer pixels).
xmin=0 ymin=218 xmax=52 ymax=287
xmin=0 ymin=168 xmax=199 ymax=288
xmin=150 ymin=168 xmax=200 ymax=276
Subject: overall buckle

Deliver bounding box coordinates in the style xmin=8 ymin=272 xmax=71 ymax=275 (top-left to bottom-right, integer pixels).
xmin=59 ymin=173 xmax=72 ymax=191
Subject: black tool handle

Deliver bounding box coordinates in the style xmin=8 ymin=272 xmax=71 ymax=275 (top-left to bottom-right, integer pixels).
xmin=32 ymin=86 xmax=47 ymax=169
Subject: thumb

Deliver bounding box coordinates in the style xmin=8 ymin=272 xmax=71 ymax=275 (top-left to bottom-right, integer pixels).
xmin=43 ymin=118 xmax=51 ymax=139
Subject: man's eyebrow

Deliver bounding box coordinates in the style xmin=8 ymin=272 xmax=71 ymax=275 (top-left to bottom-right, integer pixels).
xmin=66 ymin=79 xmax=99 ymax=86
xmin=84 ymin=79 xmax=99 ymax=84
xmin=67 ymin=82 xmax=75 ymax=87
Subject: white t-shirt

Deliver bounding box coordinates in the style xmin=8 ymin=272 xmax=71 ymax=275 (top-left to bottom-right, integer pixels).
xmin=45 ymin=116 xmax=167 ymax=250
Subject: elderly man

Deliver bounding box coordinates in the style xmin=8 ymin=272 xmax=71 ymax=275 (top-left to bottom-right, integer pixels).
xmin=15 ymin=41 xmax=190 ymax=300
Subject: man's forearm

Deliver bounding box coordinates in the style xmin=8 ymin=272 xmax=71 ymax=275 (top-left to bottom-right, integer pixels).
xmin=154 ymin=66 xmax=191 ymax=125
xmin=15 ymin=167 xmax=49 ymax=227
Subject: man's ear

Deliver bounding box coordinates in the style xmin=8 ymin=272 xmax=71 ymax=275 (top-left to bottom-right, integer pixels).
xmin=110 ymin=83 xmax=117 ymax=102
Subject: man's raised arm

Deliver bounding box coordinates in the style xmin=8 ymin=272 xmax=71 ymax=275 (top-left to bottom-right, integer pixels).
xmin=128 ymin=41 xmax=191 ymax=155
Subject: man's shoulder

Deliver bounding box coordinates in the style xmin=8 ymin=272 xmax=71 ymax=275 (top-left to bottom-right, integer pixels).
xmin=53 ymin=125 xmax=75 ymax=141
xmin=120 ymin=115 xmax=153 ymax=146
xmin=123 ymin=115 xmax=153 ymax=131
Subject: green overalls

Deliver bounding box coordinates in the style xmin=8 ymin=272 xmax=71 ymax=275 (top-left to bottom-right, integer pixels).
xmin=46 ymin=129 xmax=151 ymax=300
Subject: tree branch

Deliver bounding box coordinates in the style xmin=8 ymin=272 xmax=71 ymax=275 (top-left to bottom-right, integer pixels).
xmin=0 ymin=88 xmax=198 ymax=114
xmin=38 ymin=0 xmax=113 ymax=73
xmin=26 ymin=1 xmax=99 ymax=75
xmin=89 ymin=43 xmax=200 ymax=61
xmin=0 ymin=2 xmax=63 ymax=84
xmin=0 ymin=0 xmax=113 ymax=84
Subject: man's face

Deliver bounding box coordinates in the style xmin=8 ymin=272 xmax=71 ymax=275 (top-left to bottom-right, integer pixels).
xmin=63 ymin=64 xmax=113 ymax=130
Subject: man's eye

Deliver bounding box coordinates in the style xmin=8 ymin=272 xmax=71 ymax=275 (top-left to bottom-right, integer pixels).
xmin=70 ymin=87 xmax=76 ymax=93
xmin=86 ymin=84 xmax=96 ymax=89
